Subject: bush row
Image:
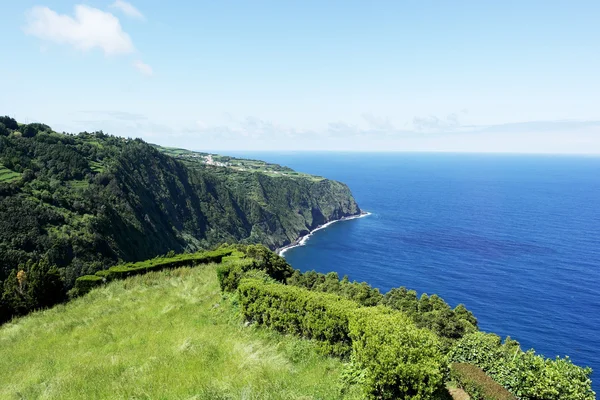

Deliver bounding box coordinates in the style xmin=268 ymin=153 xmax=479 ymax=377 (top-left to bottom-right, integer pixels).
xmin=448 ymin=332 xmax=595 ymax=400
xmin=348 ymin=307 xmax=445 ymax=399
xmin=216 ymin=244 xmax=295 ymax=291
xmin=238 ymin=278 xmax=357 ymax=356
xmin=238 ymin=278 xmax=445 ymax=398
xmin=450 ymin=363 xmax=516 ymax=400
xmin=287 ymin=269 xmax=478 ymax=342
xmin=73 ymin=248 xmax=233 ymax=296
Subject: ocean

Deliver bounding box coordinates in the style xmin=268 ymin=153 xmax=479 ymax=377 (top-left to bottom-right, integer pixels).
xmin=228 ymin=151 xmax=600 ymax=391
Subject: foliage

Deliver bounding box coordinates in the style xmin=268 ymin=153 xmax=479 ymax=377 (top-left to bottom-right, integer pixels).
xmin=288 ymin=269 xmax=477 ymax=342
xmin=0 ymin=117 xmax=360 ymax=320
xmin=288 ymin=270 xmax=383 ymax=306
xmin=450 ymin=363 xmax=516 ymax=400
xmin=72 ymin=248 xmax=234 ymax=296
xmin=347 ymin=307 xmax=446 ymax=399
xmin=243 ymin=244 xmax=295 ymax=282
xmin=448 ymin=332 xmax=595 ymax=400
xmin=72 ymin=275 xmax=103 ymax=296
xmin=216 ymin=244 xmax=295 ymax=292
xmin=1 ymin=260 xmax=65 ymax=322
xmin=216 ymin=257 xmax=257 ymax=291
xmin=239 ymin=278 xmax=358 ymax=357
xmin=239 ymin=278 xmax=448 ymax=398
xmin=0 ymin=264 xmax=362 ymax=399
xmin=0 ymin=116 xmax=18 ymax=130
xmin=383 ymin=288 xmax=478 ymax=342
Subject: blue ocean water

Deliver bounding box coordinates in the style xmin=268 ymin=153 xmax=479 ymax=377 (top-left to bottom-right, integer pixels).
xmin=229 ymin=151 xmax=600 ymax=391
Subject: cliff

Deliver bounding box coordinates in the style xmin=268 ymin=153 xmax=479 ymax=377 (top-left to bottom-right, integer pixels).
xmin=0 ymin=119 xmax=361 ymax=290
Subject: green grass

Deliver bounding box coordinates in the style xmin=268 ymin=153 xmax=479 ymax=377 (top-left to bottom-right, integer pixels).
xmin=0 ymin=165 xmax=21 ymax=183
xmin=0 ymin=265 xmax=360 ymax=399
xmin=154 ymin=145 xmax=325 ymax=181
xmin=68 ymin=180 xmax=90 ymax=189
xmin=89 ymin=160 xmax=105 ymax=173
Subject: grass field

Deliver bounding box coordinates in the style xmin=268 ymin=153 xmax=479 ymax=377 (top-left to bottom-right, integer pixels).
xmin=0 ymin=165 xmax=21 ymax=183
xmin=0 ymin=265 xmax=361 ymax=399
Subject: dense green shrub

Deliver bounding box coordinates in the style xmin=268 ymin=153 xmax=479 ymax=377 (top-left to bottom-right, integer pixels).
xmin=72 ymin=275 xmax=103 ymax=296
xmin=71 ymin=249 xmax=234 ymax=296
xmin=288 ymin=269 xmax=477 ymax=341
xmin=0 ymin=122 xmax=8 ymax=136
xmin=348 ymin=307 xmax=445 ymax=399
xmin=243 ymin=244 xmax=295 ymax=282
xmin=288 ymin=270 xmax=383 ymax=306
xmin=216 ymin=245 xmax=296 ymax=292
xmin=216 ymin=258 xmax=256 ymax=291
xmin=1 ymin=260 xmax=65 ymax=318
xmin=0 ymin=116 xmax=18 ymax=130
xmin=448 ymin=332 xmax=595 ymax=400
xmin=239 ymin=279 xmax=447 ymax=397
xmin=102 ymin=248 xmax=233 ymax=281
xmin=238 ymin=278 xmax=358 ymax=356
xmin=383 ymin=288 xmax=478 ymax=341
xmin=450 ymin=363 xmax=516 ymax=400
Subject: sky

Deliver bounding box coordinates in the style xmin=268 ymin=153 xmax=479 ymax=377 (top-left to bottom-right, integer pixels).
xmin=1 ymin=1 xmax=599 ymax=153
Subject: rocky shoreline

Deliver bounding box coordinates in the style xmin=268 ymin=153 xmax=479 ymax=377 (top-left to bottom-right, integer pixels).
xmin=276 ymin=210 xmax=371 ymax=256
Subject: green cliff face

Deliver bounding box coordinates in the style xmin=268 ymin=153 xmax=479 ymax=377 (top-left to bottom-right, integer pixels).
xmin=0 ymin=120 xmax=360 ymax=289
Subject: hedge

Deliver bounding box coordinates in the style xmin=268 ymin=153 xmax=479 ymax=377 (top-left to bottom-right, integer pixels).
xmin=73 ymin=275 xmax=104 ymax=295
xmin=448 ymin=332 xmax=595 ymax=400
xmin=101 ymin=248 xmax=233 ymax=281
xmin=450 ymin=363 xmax=516 ymax=400
xmin=348 ymin=307 xmax=445 ymax=399
xmin=216 ymin=258 xmax=257 ymax=291
xmin=238 ymin=279 xmax=446 ymax=398
xmin=238 ymin=278 xmax=357 ymax=357
xmin=72 ymin=248 xmax=234 ymax=296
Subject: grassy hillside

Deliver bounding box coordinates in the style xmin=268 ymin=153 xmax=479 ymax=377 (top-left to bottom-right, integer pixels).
xmin=0 ymin=264 xmax=361 ymax=399
xmin=0 ymin=117 xmax=360 ymax=320
xmin=1 ymin=245 xmax=594 ymax=399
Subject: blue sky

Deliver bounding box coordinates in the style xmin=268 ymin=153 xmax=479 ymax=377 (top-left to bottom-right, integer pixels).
xmin=1 ymin=1 xmax=599 ymax=152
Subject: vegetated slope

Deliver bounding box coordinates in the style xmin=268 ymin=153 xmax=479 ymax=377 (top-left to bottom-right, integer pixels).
xmin=3 ymin=243 xmax=594 ymax=399
xmin=0 ymin=264 xmax=361 ymax=400
xmin=0 ymin=117 xmax=360 ymax=319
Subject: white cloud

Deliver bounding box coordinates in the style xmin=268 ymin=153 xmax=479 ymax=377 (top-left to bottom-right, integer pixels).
xmin=412 ymin=113 xmax=461 ymax=132
xmin=110 ymin=0 xmax=145 ymax=20
xmin=24 ymin=5 xmax=134 ymax=55
xmin=133 ymin=60 xmax=153 ymax=76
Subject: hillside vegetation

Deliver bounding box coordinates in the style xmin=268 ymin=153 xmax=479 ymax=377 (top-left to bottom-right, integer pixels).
xmin=0 ymin=263 xmax=360 ymax=399
xmin=0 ymin=116 xmax=595 ymax=399
xmin=0 ymin=116 xmax=360 ymax=321
xmin=1 ymin=245 xmax=594 ymax=399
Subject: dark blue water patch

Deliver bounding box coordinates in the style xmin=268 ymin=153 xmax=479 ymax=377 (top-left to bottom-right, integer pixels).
xmin=224 ymin=151 xmax=600 ymax=393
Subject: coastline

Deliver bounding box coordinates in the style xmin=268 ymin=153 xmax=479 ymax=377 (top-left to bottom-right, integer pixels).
xmin=277 ymin=211 xmax=371 ymax=256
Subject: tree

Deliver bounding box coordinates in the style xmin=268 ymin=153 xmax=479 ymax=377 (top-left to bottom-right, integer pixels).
xmin=0 ymin=122 xmax=9 ymax=136
xmin=0 ymin=116 xmax=18 ymax=130
xmin=20 ymin=124 xmax=38 ymax=138
xmin=27 ymin=260 xmax=65 ymax=309
xmin=1 ymin=260 xmax=65 ymax=317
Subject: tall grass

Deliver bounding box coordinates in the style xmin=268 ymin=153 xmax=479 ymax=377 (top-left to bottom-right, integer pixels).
xmin=0 ymin=265 xmax=360 ymax=399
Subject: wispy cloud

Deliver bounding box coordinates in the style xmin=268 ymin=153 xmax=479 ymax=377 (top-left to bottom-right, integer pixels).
xmin=133 ymin=60 xmax=153 ymax=76
xmin=474 ymin=120 xmax=600 ymax=134
xmin=24 ymin=5 xmax=134 ymax=55
xmin=68 ymin=111 xmax=600 ymax=153
xmin=23 ymin=5 xmax=152 ymax=76
xmin=77 ymin=110 xmax=148 ymax=121
xmin=362 ymin=113 xmax=395 ymax=131
xmin=412 ymin=113 xmax=461 ymax=133
xmin=110 ymin=0 xmax=145 ymax=20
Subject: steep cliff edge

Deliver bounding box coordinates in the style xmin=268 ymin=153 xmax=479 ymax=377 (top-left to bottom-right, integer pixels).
xmin=0 ymin=120 xmax=361 ymax=287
